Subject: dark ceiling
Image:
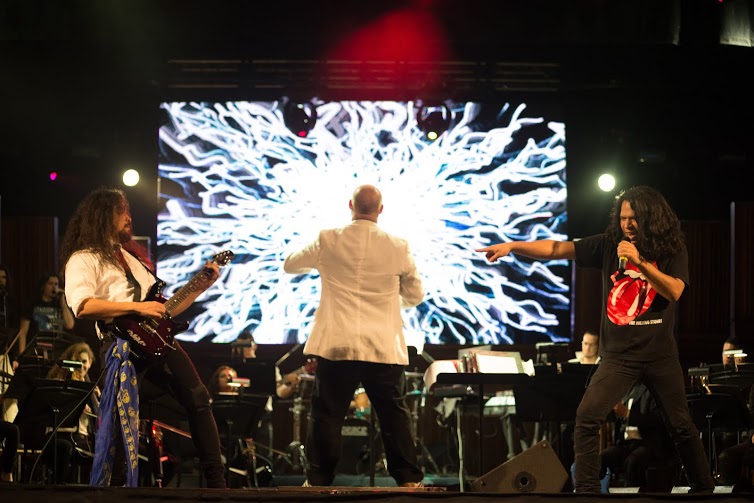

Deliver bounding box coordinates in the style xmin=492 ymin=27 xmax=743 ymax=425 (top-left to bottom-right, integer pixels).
xmin=1 ymin=0 xmax=753 ymax=238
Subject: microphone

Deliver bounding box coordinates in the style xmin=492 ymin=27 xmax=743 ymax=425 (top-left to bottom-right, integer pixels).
xmin=618 ymin=236 xmax=630 ymax=272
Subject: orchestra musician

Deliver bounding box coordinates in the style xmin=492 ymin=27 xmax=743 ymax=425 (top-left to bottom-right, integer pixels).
xmin=44 ymin=342 xmax=100 ymax=484
xmin=716 ymin=337 xmax=754 ymax=491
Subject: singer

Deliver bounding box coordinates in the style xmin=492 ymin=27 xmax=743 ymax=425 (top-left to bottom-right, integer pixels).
xmin=12 ymin=273 xmax=75 ymax=366
xmin=476 ymin=186 xmax=714 ymax=494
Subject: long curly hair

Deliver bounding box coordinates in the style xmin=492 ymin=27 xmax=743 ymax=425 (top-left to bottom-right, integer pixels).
xmin=47 ymin=341 xmax=95 ymax=381
xmin=207 ymin=365 xmax=236 ymax=395
xmin=60 ymin=187 xmax=153 ymax=281
xmin=604 ymin=185 xmax=685 ymax=262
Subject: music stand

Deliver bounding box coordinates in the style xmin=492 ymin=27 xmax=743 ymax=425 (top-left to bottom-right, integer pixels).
xmin=233 ymin=362 xmax=276 ymax=397
xmin=708 ymin=371 xmax=754 ymax=392
xmin=512 ymin=374 xmax=587 ymax=460
xmin=559 ymin=363 xmax=599 ymax=385
xmin=3 ymin=360 xmax=53 ymax=403
xmin=686 ymin=390 xmax=753 ymax=474
xmin=14 ymin=378 xmax=94 ymax=483
xmin=35 ymin=331 xmax=84 ymax=362
xmin=211 ymin=392 xmax=267 ymax=486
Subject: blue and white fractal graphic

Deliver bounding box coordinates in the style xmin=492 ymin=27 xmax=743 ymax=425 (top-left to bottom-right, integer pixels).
xmin=157 ymin=100 xmax=569 ymax=347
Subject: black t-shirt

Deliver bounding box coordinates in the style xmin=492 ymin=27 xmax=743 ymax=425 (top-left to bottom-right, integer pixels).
xmin=22 ymin=298 xmax=64 ymax=339
xmin=574 ymin=234 xmax=688 ymax=361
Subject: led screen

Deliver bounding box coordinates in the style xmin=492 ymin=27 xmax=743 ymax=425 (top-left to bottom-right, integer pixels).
xmin=157 ymin=99 xmax=569 ymax=347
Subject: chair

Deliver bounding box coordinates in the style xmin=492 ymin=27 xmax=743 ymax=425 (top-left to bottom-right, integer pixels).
xmin=642 ymin=452 xmax=682 ymax=493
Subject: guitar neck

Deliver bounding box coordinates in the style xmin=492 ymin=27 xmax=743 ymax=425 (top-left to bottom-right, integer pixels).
xmin=163 ymin=267 xmax=213 ymax=315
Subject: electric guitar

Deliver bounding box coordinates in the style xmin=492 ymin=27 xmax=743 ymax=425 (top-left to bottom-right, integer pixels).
xmin=111 ymin=250 xmax=234 ymax=361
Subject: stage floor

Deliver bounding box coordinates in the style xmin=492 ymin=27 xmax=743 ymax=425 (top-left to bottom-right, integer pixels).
xmin=0 ymin=483 xmax=748 ymax=503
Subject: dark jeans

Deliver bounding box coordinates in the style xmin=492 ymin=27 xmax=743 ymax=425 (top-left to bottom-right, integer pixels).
xmin=305 ymin=358 xmax=423 ymax=486
xmin=573 ymin=357 xmax=715 ymax=493
xmin=100 ymin=340 xmax=225 ymax=488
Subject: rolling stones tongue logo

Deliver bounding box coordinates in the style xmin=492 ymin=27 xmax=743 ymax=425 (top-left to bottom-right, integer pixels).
xmin=607 ymin=262 xmax=656 ymax=325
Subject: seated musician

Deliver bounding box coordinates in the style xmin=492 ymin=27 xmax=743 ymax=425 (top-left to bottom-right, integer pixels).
xmin=716 ymin=337 xmax=754 ymax=492
xmin=208 ymin=365 xmax=238 ymax=396
xmin=207 ymin=364 xmax=270 ymax=487
xmin=599 ymin=382 xmax=677 ymax=490
xmin=275 ymin=359 xmax=317 ymax=400
xmin=45 ymin=342 xmax=100 ymax=484
xmin=568 ymin=330 xmax=601 ymax=364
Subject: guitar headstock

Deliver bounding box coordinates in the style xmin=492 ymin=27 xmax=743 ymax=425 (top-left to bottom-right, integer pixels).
xmin=212 ymin=250 xmax=234 ymax=266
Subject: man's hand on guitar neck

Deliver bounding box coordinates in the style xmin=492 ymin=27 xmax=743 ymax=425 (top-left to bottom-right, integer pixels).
xmin=193 ymin=260 xmax=221 ymax=291
xmin=170 ymin=259 xmax=221 ymax=316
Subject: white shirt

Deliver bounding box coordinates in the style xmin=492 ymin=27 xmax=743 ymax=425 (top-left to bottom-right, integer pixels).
xmin=284 ymin=219 xmax=424 ymax=365
xmin=65 ymin=248 xmax=156 ymax=337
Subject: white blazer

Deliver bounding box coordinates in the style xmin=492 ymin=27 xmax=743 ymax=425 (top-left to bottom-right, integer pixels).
xmin=284 ymin=219 xmax=424 ymax=365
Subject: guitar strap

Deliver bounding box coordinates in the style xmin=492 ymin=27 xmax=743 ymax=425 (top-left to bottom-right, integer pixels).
xmin=117 ymin=247 xmax=147 ymax=302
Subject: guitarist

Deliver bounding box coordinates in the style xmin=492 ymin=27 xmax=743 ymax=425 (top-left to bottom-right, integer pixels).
xmin=60 ymin=187 xmax=226 ymax=488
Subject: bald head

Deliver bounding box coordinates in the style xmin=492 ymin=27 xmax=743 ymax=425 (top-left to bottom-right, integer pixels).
xmin=350 ymin=185 xmax=383 ymax=221
xmin=348 ymin=185 xmax=382 ymax=222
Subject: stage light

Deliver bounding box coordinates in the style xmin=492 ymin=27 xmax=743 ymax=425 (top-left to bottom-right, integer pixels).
xmin=283 ymin=99 xmax=317 ymax=138
xmin=49 ymin=171 xmax=58 ymax=181
xmin=598 ymin=174 xmax=616 ymax=192
xmin=416 ymin=101 xmax=452 ymax=141
xmin=123 ymin=169 xmax=140 ymax=187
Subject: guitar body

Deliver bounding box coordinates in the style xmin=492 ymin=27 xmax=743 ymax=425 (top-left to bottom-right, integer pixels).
xmin=110 ymin=249 xmax=234 ymax=362
xmin=112 ymin=280 xmax=189 ymax=360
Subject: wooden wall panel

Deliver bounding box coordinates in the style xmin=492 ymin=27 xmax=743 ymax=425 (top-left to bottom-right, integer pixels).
xmin=679 ymin=220 xmax=730 ymax=333
xmin=0 ymin=216 xmax=59 ymax=313
xmin=732 ymin=202 xmax=754 ymax=343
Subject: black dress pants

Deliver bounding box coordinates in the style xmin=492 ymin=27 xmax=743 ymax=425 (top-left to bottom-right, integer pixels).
xmin=305 ymin=358 xmax=423 ymax=486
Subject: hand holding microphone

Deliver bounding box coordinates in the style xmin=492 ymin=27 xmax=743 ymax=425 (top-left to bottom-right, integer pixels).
xmin=618 ymin=236 xmax=632 ymax=272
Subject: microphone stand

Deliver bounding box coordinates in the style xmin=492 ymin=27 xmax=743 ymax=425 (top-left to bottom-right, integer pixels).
xmin=1 ymin=288 xmax=7 ymax=330
xmin=1 ymin=324 xmax=23 ymax=373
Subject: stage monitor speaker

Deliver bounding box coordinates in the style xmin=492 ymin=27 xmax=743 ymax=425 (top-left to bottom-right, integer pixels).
xmin=470 ymin=439 xmax=568 ymax=494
